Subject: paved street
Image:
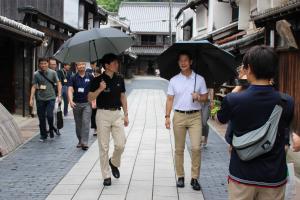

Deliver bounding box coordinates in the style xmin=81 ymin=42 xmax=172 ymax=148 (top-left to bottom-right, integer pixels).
xmin=46 ymin=89 xmax=204 ymax=200
xmin=0 ymin=76 xmax=229 ymax=200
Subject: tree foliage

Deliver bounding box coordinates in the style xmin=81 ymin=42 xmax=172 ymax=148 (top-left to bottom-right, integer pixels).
xmin=97 ymin=0 xmax=187 ymax=12
xmin=97 ymin=0 xmax=121 ymax=12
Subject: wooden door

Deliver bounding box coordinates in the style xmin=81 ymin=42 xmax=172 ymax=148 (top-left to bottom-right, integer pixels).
xmin=0 ymin=37 xmax=15 ymax=113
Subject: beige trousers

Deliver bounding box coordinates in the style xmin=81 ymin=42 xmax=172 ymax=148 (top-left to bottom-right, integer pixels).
xmin=228 ymin=179 xmax=286 ymax=200
xmin=173 ymin=111 xmax=202 ymax=179
xmin=96 ymin=109 xmax=126 ymax=179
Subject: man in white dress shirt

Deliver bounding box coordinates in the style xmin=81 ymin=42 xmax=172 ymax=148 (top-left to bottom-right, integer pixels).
xmin=165 ymin=51 xmax=208 ymax=191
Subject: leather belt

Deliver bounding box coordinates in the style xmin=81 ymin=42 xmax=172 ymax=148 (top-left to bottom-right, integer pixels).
xmin=175 ymin=110 xmax=200 ymax=114
xmin=99 ymin=107 xmax=121 ymax=111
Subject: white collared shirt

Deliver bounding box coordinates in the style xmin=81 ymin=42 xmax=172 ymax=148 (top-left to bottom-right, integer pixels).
xmin=167 ymin=71 xmax=208 ymax=111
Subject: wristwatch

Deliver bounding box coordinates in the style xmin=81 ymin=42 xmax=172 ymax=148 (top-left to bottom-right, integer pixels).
xmin=165 ymin=115 xmax=170 ymax=118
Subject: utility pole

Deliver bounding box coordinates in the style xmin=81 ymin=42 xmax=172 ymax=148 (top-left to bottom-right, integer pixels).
xmin=169 ymin=0 xmax=172 ymax=45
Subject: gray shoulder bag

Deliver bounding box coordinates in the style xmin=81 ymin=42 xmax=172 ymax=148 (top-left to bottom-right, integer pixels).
xmin=232 ymin=104 xmax=283 ymax=161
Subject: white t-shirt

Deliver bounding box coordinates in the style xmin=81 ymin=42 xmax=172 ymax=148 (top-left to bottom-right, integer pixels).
xmin=167 ymin=71 xmax=208 ymax=111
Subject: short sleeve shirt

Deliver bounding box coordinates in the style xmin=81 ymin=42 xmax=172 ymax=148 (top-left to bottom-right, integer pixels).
xmin=68 ymin=73 xmax=93 ymax=103
xmin=33 ymin=69 xmax=58 ymax=101
xmin=167 ymin=71 xmax=208 ymax=111
xmin=89 ymin=73 xmax=126 ymax=109
xmin=57 ymin=69 xmax=72 ymax=86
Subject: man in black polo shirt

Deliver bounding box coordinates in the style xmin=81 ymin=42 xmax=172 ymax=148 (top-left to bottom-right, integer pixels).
xmin=68 ymin=62 xmax=93 ymax=150
xmin=217 ymin=45 xmax=294 ymax=200
xmin=88 ymin=53 xmax=128 ymax=187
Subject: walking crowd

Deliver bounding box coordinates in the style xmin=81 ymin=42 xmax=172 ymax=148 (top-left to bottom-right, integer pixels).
xmin=29 ymin=44 xmax=300 ymax=200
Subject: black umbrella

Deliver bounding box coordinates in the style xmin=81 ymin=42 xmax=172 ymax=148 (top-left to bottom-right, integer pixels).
xmin=157 ymin=40 xmax=237 ymax=87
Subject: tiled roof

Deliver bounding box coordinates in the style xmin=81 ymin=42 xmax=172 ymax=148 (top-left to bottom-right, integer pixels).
xmin=251 ymin=0 xmax=300 ymax=20
xmin=118 ymin=2 xmax=185 ymax=34
xmin=219 ymin=29 xmax=265 ymax=51
xmin=0 ymin=16 xmax=44 ymax=39
xmin=131 ymin=46 xmax=167 ymax=56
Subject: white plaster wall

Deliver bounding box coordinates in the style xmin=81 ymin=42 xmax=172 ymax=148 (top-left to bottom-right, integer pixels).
xmin=192 ymin=5 xmax=207 ymax=38
xmin=176 ymin=14 xmax=184 ymax=41
xmin=209 ymin=0 xmax=232 ymax=31
xmin=64 ymin=0 xmax=79 ymax=28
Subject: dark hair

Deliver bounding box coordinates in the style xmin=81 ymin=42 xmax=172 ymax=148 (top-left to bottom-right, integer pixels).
xmin=90 ymin=61 xmax=97 ymax=65
xmin=48 ymin=57 xmax=57 ymax=63
xmin=177 ymin=51 xmax=192 ymax=61
xmin=95 ymin=67 xmax=102 ymax=74
xmin=38 ymin=57 xmax=48 ymax=64
xmin=101 ymin=53 xmax=118 ymax=67
xmin=242 ymin=45 xmax=278 ymax=80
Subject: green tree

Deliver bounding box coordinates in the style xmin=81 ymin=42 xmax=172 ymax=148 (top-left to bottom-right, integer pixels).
xmin=97 ymin=0 xmax=187 ymax=12
xmin=97 ymin=0 xmax=122 ymax=12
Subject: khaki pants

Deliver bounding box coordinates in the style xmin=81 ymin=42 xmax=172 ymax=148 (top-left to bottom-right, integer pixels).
xmin=96 ymin=109 xmax=126 ymax=179
xmin=173 ymin=111 xmax=202 ymax=179
xmin=228 ymin=179 xmax=286 ymax=200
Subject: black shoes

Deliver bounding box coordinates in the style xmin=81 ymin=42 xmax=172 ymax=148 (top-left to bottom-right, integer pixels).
xmin=55 ymin=129 xmax=61 ymax=136
xmin=49 ymin=130 xmax=54 ymax=139
xmin=191 ymin=178 xmax=201 ymax=191
xmin=81 ymin=145 xmax=89 ymax=151
xmin=176 ymin=177 xmax=185 ymax=188
xmin=109 ymin=159 xmax=120 ymax=179
xmin=103 ymin=178 xmax=111 ymax=186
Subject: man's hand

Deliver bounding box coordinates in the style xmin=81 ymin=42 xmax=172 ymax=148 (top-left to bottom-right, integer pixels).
xmin=99 ymin=81 xmax=106 ymax=92
xmin=29 ymin=98 xmax=34 ymax=107
xmin=57 ymin=96 xmax=62 ymax=103
xmin=285 ymin=145 xmax=289 ymax=153
xmin=228 ymin=145 xmax=233 ymax=154
xmin=292 ymin=132 xmax=300 ymax=152
xmin=191 ymin=92 xmax=199 ymax=101
xmin=165 ymin=117 xmax=171 ymax=129
xmin=124 ymin=116 xmax=129 ymax=127
xmin=70 ymin=101 xmax=76 ymax=109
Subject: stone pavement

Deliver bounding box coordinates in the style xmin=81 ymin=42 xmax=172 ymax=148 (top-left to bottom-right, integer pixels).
xmin=197 ymin=126 xmax=229 ymax=200
xmin=0 ymin=116 xmax=97 ymax=200
xmin=0 ymin=76 xmax=234 ymax=200
xmin=46 ymin=89 xmax=204 ymax=200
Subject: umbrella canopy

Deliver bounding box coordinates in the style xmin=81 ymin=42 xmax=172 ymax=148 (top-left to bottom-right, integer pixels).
xmin=54 ymin=27 xmax=133 ymax=63
xmin=157 ymin=40 xmax=237 ymax=87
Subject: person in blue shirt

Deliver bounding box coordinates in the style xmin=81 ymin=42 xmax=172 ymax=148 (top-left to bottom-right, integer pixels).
xmin=68 ymin=62 xmax=94 ymax=150
xmin=217 ymin=45 xmax=294 ymax=200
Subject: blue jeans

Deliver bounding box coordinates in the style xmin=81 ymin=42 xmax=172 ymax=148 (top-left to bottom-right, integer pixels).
xmin=36 ymin=99 xmax=55 ymax=139
xmin=62 ymin=86 xmax=69 ymax=116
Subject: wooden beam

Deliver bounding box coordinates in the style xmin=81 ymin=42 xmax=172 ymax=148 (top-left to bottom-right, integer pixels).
xmin=31 ymin=23 xmax=69 ymax=40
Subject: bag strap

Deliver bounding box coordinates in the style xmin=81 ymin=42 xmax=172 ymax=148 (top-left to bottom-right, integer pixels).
xmin=39 ymin=71 xmax=56 ymax=88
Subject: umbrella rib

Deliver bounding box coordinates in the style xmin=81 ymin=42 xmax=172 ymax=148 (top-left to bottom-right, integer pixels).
xmin=89 ymin=41 xmax=91 ymax=62
xmin=62 ymin=47 xmax=70 ymax=63
xmin=104 ymin=37 xmax=121 ymax=54
xmin=93 ymin=40 xmax=99 ymax=61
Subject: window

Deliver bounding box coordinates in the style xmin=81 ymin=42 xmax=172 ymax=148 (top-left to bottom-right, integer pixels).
xmin=141 ymin=35 xmax=156 ymax=46
xmin=232 ymin=6 xmax=239 ymax=22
